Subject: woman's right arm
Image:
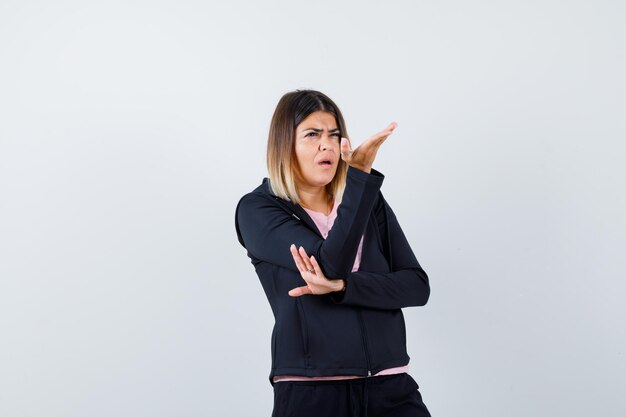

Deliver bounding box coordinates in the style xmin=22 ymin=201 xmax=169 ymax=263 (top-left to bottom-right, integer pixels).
xmin=236 ymin=166 xmax=384 ymax=279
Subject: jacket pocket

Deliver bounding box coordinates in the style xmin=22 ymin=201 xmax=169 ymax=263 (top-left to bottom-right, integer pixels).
xmin=295 ymin=297 xmax=310 ymax=369
xmin=271 ymin=325 xmax=278 ymax=368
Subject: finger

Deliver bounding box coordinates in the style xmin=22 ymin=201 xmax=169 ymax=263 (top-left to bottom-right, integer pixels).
xmin=309 ymin=256 xmax=324 ymax=278
xmin=359 ymin=130 xmax=392 ymax=151
xmin=298 ymin=246 xmax=314 ymax=273
xmin=379 ymin=122 xmax=397 ymax=135
xmin=290 ymin=244 xmax=308 ymax=272
xmin=373 ymin=122 xmax=398 ymax=139
xmin=289 ymin=285 xmax=312 ymax=297
xmin=371 ymin=128 xmax=395 ymax=147
xmin=376 ymin=134 xmax=390 ymax=146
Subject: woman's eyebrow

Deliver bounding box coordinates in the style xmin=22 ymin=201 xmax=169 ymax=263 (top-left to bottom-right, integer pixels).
xmin=301 ymin=127 xmax=340 ymax=132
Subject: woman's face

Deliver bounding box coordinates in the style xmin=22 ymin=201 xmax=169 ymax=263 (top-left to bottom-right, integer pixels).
xmin=293 ymin=111 xmax=341 ymax=190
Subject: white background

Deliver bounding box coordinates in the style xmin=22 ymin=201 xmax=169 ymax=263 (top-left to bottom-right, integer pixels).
xmin=1 ymin=1 xmax=624 ymax=416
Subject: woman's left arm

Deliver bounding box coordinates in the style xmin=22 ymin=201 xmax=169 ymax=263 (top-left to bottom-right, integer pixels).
xmin=328 ymin=194 xmax=431 ymax=310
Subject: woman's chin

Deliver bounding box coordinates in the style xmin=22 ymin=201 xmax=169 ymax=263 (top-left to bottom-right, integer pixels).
xmin=317 ymin=172 xmax=337 ymax=186
xmin=300 ymin=176 xmax=334 ymax=189
xmin=311 ymin=179 xmax=333 ymax=188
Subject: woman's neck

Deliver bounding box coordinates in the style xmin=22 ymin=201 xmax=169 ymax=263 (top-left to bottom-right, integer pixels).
xmin=298 ymin=185 xmax=333 ymax=215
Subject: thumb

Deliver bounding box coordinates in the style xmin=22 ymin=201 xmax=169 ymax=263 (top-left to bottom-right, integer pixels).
xmin=289 ymin=286 xmax=311 ymax=297
xmin=340 ymin=137 xmax=351 ymax=159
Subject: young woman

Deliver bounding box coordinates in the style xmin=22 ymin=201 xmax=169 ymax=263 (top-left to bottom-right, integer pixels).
xmin=235 ymin=90 xmax=432 ymax=417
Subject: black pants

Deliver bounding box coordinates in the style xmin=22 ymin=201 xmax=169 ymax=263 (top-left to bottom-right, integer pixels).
xmin=271 ymin=373 xmax=432 ymax=417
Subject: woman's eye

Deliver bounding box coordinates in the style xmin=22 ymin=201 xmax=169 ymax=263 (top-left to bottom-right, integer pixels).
xmin=331 ymin=133 xmax=341 ymax=138
xmin=306 ymin=132 xmax=318 ymax=137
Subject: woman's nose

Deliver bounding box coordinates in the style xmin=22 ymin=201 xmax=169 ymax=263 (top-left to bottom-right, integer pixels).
xmin=320 ymin=134 xmax=334 ymax=151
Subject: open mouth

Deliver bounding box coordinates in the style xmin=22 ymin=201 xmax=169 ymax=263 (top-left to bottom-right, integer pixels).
xmin=318 ymin=159 xmax=333 ymax=166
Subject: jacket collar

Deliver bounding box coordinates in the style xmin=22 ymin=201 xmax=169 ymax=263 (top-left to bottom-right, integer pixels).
xmin=256 ymin=178 xmax=324 ymax=239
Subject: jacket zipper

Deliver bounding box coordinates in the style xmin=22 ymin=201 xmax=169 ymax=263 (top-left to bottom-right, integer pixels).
xmin=357 ymin=310 xmax=372 ymax=377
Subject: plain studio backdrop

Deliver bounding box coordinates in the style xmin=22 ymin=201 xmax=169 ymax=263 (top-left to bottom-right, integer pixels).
xmin=1 ymin=1 xmax=624 ymax=416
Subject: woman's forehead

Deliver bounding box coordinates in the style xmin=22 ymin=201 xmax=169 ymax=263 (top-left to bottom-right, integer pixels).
xmin=297 ymin=111 xmax=337 ymax=131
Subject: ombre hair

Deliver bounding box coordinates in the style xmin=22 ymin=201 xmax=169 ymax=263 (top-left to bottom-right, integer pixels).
xmin=266 ymin=90 xmax=349 ymax=204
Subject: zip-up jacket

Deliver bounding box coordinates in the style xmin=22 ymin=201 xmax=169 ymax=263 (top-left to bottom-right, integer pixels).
xmin=235 ymin=166 xmax=430 ymax=385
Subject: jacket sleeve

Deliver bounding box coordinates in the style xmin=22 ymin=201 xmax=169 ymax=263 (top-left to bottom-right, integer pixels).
xmin=329 ymin=194 xmax=430 ymax=310
xmin=236 ymin=167 xmax=384 ymax=279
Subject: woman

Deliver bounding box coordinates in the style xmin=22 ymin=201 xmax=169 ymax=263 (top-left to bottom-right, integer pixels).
xmin=235 ymin=90 xmax=432 ymax=417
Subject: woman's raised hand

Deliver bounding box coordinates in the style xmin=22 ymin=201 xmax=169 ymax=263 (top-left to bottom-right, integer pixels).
xmin=288 ymin=244 xmax=344 ymax=297
xmin=340 ymin=122 xmax=397 ymax=173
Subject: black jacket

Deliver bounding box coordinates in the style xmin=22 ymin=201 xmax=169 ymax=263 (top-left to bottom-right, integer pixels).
xmin=235 ymin=167 xmax=430 ymax=385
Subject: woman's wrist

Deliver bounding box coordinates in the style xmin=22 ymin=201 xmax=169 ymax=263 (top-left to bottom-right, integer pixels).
xmin=349 ymin=163 xmax=371 ymax=174
xmin=334 ymin=279 xmax=346 ymax=292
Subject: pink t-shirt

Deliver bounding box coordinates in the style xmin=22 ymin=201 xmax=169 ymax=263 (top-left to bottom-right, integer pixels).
xmin=272 ymin=199 xmax=409 ymax=383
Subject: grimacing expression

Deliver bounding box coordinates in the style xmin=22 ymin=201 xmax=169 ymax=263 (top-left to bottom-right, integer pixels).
xmin=294 ymin=111 xmax=341 ymax=189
